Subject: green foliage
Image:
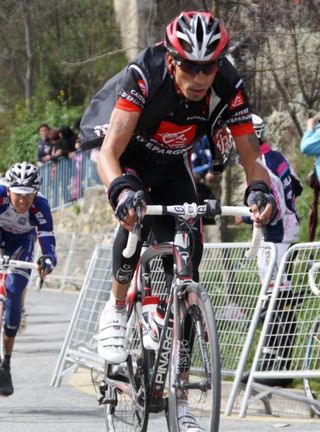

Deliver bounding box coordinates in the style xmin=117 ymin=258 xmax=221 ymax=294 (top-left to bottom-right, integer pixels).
xmin=0 ymin=94 xmax=83 ymax=171
xmin=0 ymin=0 xmax=128 ymax=172
xmin=295 ymin=154 xmax=318 ymax=242
xmin=72 ymin=202 xmax=81 ymax=215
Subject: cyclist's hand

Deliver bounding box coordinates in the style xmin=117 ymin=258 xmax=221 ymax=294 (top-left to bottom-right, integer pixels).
xmin=115 ymin=189 xmax=137 ymax=231
xmin=247 ymin=190 xmax=277 ymax=227
xmin=36 ymin=255 xmax=54 ymax=278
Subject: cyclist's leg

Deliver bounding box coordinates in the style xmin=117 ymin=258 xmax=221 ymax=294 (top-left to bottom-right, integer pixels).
xmin=97 ymin=185 xmax=153 ymax=364
xmin=97 ymin=228 xmax=142 ymax=363
xmin=2 ymin=242 xmax=33 ymax=355
xmin=0 ymin=237 xmax=33 ymax=396
xmin=102 ymin=302 xmax=150 ymax=432
xmin=150 ymin=162 xmax=203 ymax=285
xmin=0 ymin=273 xmax=6 ymax=361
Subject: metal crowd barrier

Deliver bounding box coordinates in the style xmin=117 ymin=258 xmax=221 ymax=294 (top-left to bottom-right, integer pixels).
xmin=50 ymin=240 xmax=277 ymax=419
xmin=240 ymin=242 xmax=320 ymax=418
xmin=39 ymin=148 xmax=102 ymax=211
xmin=51 ymin=245 xmax=112 ymax=385
xmin=29 ymin=231 xmax=114 ymax=292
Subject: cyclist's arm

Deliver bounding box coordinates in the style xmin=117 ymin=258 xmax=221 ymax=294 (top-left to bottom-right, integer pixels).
xmin=32 ymin=196 xmax=57 ymax=274
xmin=35 ymin=232 xmax=56 ymax=281
xmin=97 ymin=108 xmax=140 ymax=187
xmin=234 ymin=133 xmax=269 ymax=184
xmin=97 ymin=108 xmax=141 ymax=231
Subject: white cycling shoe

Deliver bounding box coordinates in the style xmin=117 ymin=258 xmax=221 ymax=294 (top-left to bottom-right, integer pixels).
xmin=177 ymin=401 xmax=205 ymax=432
xmin=96 ymin=301 xmax=127 ymax=364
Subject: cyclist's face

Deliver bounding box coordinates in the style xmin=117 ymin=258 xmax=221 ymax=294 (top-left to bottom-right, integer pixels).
xmin=167 ymin=54 xmax=219 ymax=101
xmin=9 ymin=191 xmax=36 ymax=213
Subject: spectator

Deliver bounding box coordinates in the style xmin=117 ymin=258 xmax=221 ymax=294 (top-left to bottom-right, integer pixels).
xmin=70 ymin=136 xmax=83 ymax=200
xmin=191 ymin=135 xmax=215 ymax=205
xmin=37 ymin=124 xmax=53 ymax=165
xmin=57 ymin=126 xmax=77 ymax=159
xmin=300 ymin=114 xmax=320 ymax=180
xmin=240 ymin=113 xmax=303 ymax=387
xmin=252 ymin=114 xmax=302 ymax=258
xmin=300 ymin=114 xmax=320 ymax=241
xmin=68 ymin=135 xmax=82 ymax=159
xmin=49 ymin=129 xmax=62 ymax=160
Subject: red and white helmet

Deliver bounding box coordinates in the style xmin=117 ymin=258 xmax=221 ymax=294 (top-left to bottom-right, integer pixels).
xmin=165 ymin=11 xmax=229 ymax=61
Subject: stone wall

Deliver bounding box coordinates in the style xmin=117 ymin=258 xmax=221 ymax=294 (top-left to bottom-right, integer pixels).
xmin=52 ymin=187 xmax=117 ymax=234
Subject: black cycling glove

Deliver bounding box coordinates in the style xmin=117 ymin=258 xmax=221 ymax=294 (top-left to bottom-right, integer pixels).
xmin=115 ymin=188 xmax=136 ymax=221
xmin=244 ymin=181 xmax=278 ymax=223
xmin=37 ymin=255 xmax=54 ymax=273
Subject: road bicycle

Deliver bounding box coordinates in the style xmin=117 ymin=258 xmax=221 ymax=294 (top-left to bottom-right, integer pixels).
xmin=97 ymin=192 xmax=261 ymax=432
xmin=0 ymin=256 xmax=43 ymax=360
xmin=303 ymin=261 xmax=320 ymax=416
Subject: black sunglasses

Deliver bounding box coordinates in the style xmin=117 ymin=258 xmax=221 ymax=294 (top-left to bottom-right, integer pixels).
xmin=174 ymin=58 xmax=219 ymax=76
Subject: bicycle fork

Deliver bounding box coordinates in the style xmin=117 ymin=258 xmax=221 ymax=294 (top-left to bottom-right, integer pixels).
xmin=171 ymin=287 xmax=212 ymax=396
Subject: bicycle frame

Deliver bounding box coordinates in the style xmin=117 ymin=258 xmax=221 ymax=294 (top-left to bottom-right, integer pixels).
xmin=105 ymin=217 xmax=195 ymax=414
xmin=101 ymin=198 xmax=262 ymax=431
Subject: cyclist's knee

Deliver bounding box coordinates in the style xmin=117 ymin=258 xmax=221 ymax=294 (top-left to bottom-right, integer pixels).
xmin=3 ymin=302 xmax=20 ymax=337
xmin=4 ymin=323 xmax=18 ymax=338
xmin=113 ymin=262 xmax=136 ymax=284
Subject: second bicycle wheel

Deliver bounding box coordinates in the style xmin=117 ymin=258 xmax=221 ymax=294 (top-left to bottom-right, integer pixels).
xmin=104 ymin=306 xmax=150 ymax=432
xmin=169 ymin=282 xmax=221 ymax=432
xmin=303 ymin=318 xmax=320 ymax=416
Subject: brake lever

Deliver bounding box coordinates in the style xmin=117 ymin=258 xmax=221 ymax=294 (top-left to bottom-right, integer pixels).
xmin=135 ymin=206 xmax=142 ymax=242
xmin=36 ymin=272 xmax=45 ymax=291
xmin=133 ymin=191 xmax=145 ymax=242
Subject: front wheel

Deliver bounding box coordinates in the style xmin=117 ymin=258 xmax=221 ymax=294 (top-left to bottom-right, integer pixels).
xmin=303 ymin=318 xmax=320 ymax=416
xmin=169 ymin=282 xmax=221 ymax=432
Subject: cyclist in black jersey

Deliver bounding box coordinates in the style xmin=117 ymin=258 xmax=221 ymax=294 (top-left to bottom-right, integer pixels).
xmin=88 ymin=11 xmax=278 ymax=430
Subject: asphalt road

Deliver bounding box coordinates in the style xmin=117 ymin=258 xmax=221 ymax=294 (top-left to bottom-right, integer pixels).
xmin=1 ymin=289 xmax=319 ymax=432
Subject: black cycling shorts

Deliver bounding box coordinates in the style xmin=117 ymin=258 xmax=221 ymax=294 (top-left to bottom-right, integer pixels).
xmin=112 ymin=155 xmax=203 ymax=285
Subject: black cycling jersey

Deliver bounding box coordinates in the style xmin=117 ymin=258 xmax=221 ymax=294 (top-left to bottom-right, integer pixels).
xmin=80 ymin=43 xmax=254 ymax=166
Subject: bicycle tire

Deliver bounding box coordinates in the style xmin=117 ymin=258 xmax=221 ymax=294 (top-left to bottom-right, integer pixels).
xmin=169 ymin=282 xmax=221 ymax=432
xmin=104 ymin=306 xmax=150 ymax=432
xmin=303 ymin=318 xmax=320 ymax=417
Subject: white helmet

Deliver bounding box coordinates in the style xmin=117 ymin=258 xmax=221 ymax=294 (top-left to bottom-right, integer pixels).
xmin=251 ymin=114 xmax=265 ymax=140
xmin=5 ymin=161 xmax=42 ymax=194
